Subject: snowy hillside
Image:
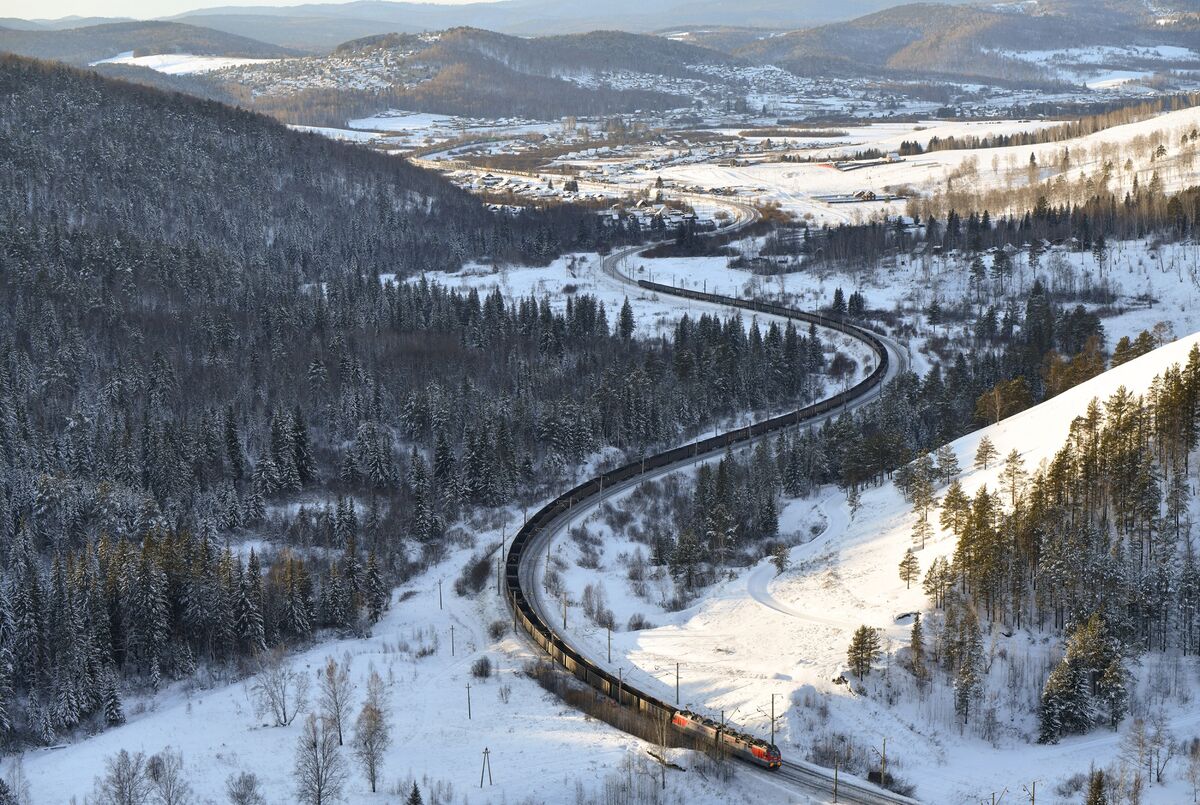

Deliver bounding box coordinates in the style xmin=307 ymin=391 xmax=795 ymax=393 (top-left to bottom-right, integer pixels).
xmin=546 ymin=328 xmax=1200 ymax=803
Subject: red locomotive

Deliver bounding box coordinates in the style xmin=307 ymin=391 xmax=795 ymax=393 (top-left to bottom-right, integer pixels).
xmin=671 ymin=710 xmax=782 ymax=769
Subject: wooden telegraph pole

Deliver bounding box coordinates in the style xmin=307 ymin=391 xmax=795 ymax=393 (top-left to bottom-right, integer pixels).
xmin=450 ymin=625 xmax=455 ymax=657
xmin=438 ymin=579 xmax=443 ymax=610
xmin=466 ymin=683 xmax=472 ymax=720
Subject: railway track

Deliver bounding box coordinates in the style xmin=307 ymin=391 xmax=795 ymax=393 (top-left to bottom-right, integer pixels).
xmin=504 ymin=200 xmax=916 ymax=804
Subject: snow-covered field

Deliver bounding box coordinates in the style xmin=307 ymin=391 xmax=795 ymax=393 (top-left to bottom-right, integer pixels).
xmin=995 ymin=44 xmax=1200 ymax=88
xmin=545 ymin=327 xmax=1200 ymax=804
xmin=606 ymin=105 xmax=1200 ymax=224
xmin=90 ymin=53 xmax=280 ymax=74
xmin=288 ymin=125 xmax=382 ymax=143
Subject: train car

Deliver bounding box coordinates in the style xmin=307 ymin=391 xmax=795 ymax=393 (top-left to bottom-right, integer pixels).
xmin=504 ymin=280 xmax=891 ymax=780
xmin=671 ymin=711 xmax=781 ymax=769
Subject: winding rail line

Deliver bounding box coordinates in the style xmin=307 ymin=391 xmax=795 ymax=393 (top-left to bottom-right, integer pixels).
xmin=503 ymin=212 xmax=917 ymax=803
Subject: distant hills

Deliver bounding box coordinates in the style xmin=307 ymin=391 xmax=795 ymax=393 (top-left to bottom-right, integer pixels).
xmin=0 ymin=20 xmax=298 ymax=65
xmin=736 ymin=0 xmax=1199 ymax=82
xmin=165 ymin=0 xmax=973 ymax=48
xmin=0 ymin=0 xmax=1196 ymax=125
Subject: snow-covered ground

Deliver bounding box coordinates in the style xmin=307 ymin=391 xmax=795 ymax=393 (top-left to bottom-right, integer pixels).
xmin=546 ymin=328 xmax=1200 ymax=804
xmin=994 ymin=44 xmax=1200 ymax=88
xmin=288 ymin=125 xmax=382 ymax=143
xmin=607 ymin=105 xmax=1200 ymax=224
xmin=19 ymin=533 xmax=796 ymax=804
xmin=90 ymin=52 xmax=280 ymax=74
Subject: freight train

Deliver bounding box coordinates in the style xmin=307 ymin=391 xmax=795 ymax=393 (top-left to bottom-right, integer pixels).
xmin=504 ymin=278 xmax=890 ymax=770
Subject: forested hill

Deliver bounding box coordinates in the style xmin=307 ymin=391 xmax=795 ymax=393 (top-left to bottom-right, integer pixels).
xmin=0 ymin=20 xmax=297 ymax=65
xmin=0 ymin=55 xmax=812 ymax=747
xmin=0 ymin=55 xmax=608 ymax=276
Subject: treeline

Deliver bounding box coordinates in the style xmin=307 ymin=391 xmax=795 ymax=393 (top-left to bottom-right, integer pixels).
xmin=801 ymin=185 xmax=1200 ymax=269
xmin=0 ymin=526 xmax=385 ymax=747
xmin=898 ymin=93 xmax=1200 ymax=156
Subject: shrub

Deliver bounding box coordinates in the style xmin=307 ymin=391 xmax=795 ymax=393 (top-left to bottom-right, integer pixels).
xmin=471 ymin=656 xmax=493 ymax=680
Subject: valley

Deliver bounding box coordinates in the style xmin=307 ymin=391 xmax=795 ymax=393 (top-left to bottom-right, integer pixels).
xmin=3 ymin=2 xmax=1200 ymax=803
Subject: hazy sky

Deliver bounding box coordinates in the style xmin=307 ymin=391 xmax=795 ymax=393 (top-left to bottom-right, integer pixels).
xmin=0 ymin=0 xmax=492 ymax=21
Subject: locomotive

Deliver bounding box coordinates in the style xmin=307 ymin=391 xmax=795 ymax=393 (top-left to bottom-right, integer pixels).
xmin=672 ymin=710 xmax=782 ymax=769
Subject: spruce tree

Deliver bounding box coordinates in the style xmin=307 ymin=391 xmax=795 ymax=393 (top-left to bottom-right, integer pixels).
xmin=909 ymin=613 xmax=926 ymax=681
xmin=363 ymin=553 xmax=387 ymax=625
xmin=618 ymin=298 xmax=635 ymax=341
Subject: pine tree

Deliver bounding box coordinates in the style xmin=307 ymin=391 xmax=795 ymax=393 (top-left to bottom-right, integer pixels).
xmin=771 ymin=545 xmax=790 ymax=575
xmin=974 ymin=436 xmax=999 ymax=471
xmin=911 ymin=518 xmax=934 ymax=550
xmin=934 ymin=444 xmax=960 ymax=485
xmin=1000 ymin=449 xmax=1027 ymax=509
xmin=1085 ymin=769 xmax=1108 ymax=805
xmin=939 ymin=481 xmax=970 ymax=536
xmin=899 ymin=550 xmax=920 ymax=589
xmin=406 ymin=782 xmax=423 ymax=805
xmin=846 ymin=625 xmax=882 ymax=679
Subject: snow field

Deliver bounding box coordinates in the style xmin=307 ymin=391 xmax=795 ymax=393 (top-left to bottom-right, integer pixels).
xmin=90 ymin=53 xmax=280 ymax=75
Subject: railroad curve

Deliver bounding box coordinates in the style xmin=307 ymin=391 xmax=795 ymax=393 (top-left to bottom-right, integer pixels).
xmin=505 ymin=205 xmax=917 ymax=804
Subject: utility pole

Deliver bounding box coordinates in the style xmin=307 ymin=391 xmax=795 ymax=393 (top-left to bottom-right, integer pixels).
xmin=675 ymin=663 xmax=680 ymax=704
xmin=479 ymin=748 xmax=493 ymax=788
xmin=450 ymin=625 xmax=455 ymax=657
xmin=438 ymin=579 xmax=443 ymax=610
xmin=833 ymin=760 xmax=839 ymax=803
xmin=467 ymin=683 xmax=472 ymax=720
xmin=607 ymin=626 xmax=611 ymax=663
xmin=774 ymin=693 xmax=783 ymax=748
xmin=618 ymin=668 xmax=623 ymax=705
xmin=562 ymin=595 xmax=567 ymax=630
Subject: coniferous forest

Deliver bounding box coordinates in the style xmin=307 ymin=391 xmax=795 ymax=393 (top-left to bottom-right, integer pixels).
xmin=0 ymin=55 xmax=850 ymax=747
